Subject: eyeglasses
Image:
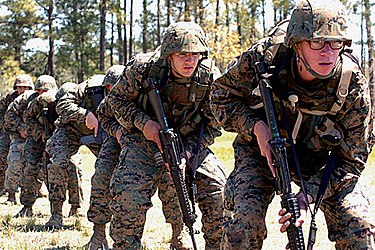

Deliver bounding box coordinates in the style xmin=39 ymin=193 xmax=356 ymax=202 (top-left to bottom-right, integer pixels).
xmin=307 ymin=40 xmax=344 ymax=50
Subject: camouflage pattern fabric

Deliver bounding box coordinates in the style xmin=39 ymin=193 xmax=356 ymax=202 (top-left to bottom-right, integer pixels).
xmin=20 ymin=90 xmax=82 ymax=208
xmin=285 ymin=0 xmax=351 ymax=47
xmin=46 ymin=77 xmax=103 ymax=209
xmin=109 ymin=133 xmax=226 ymax=249
xmin=87 ymin=135 xmax=120 ymax=225
xmin=106 ymin=43 xmax=226 ymax=249
xmin=0 ymin=129 xmax=10 ymax=192
xmin=87 ymin=95 xmax=122 ymax=225
xmin=46 ymin=126 xmax=96 ymax=205
xmin=4 ymin=134 xmax=25 ymax=193
xmin=0 ymin=91 xmax=18 ymax=191
xmin=4 ymin=90 xmax=39 ymax=193
xmin=160 ymin=21 xmax=209 ymax=59
xmin=210 ymin=34 xmax=375 ymax=248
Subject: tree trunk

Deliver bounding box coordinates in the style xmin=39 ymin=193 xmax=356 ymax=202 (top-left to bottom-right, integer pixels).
xmin=99 ymin=0 xmax=107 ymax=71
xmin=157 ymin=0 xmax=161 ymax=45
xmin=166 ymin=0 xmax=170 ymax=26
xmin=142 ymin=0 xmax=147 ymax=52
xmin=123 ymin=0 xmax=127 ymax=63
xmin=236 ymin=2 xmax=241 ymax=45
xmin=363 ymin=0 xmax=374 ymax=104
xmin=129 ymin=0 xmax=133 ymax=59
xmin=47 ymin=0 xmax=56 ymax=77
xmin=110 ymin=13 xmax=114 ymax=66
xmin=184 ymin=0 xmax=190 ymax=21
xmin=214 ymin=0 xmax=219 ymax=44
xmin=117 ymin=0 xmax=123 ymax=64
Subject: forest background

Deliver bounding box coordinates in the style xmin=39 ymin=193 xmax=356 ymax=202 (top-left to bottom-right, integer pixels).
xmin=0 ymin=0 xmax=374 ymax=91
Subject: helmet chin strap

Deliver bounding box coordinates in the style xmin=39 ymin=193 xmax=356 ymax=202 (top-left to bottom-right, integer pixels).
xmin=292 ymin=43 xmax=334 ymax=80
xmin=296 ymin=52 xmax=334 ymax=80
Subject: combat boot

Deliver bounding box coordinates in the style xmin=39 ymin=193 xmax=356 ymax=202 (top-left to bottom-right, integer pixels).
xmin=68 ymin=204 xmax=84 ymax=217
xmin=15 ymin=205 xmax=33 ymax=218
xmin=84 ymin=223 xmax=109 ymax=250
xmin=45 ymin=202 xmax=63 ymax=230
xmin=170 ymin=223 xmax=194 ymax=250
xmin=5 ymin=192 xmax=17 ymax=205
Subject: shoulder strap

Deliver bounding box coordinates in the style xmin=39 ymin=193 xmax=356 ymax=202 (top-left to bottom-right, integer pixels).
xmin=329 ymin=54 xmax=357 ymax=115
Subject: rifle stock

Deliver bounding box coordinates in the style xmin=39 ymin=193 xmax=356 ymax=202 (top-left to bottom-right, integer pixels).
xmin=143 ymin=77 xmax=198 ymax=250
xmin=258 ymin=73 xmax=305 ymax=250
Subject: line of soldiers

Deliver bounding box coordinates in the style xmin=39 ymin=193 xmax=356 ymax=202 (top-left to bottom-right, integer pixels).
xmin=0 ymin=0 xmax=374 ymax=249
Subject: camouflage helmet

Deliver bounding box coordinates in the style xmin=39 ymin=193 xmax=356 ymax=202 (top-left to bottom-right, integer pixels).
xmin=35 ymin=75 xmax=58 ymax=91
xmin=103 ymin=65 xmax=125 ymax=87
xmin=85 ymin=74 xmax=106 ymax=88
xmin=13 ymin=74 xmax=34 ymax=90
xmin=285 ymin=0 xmax=351 ymax=48
xmin=160 ymin=22 xmax=209 ymax=59
xmin=55 ymin=82 xmax=77 ymax=100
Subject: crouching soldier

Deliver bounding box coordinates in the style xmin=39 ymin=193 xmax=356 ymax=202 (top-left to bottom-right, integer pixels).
xmin=45 ymin=75 xmax=106 ymax=229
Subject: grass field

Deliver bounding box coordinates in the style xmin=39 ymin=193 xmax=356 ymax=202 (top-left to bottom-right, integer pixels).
xmin=0 ymin=131 xmax=374 ymax=249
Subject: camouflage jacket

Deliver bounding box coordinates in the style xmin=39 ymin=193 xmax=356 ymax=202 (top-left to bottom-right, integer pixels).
xmin=210 ymin=44 xmax=373 ymax=203
xmin=106 ymin=51 xmax=222 ymax=154
xmin=55 ymin=78 xmax=103 ymax=136
xmin=0 ymin=90 xmax=19 ymax=130
xmin=97 ymin=96 xmax=121 ymax=138
xmin=4 ymin=90 xmax=39 ymax=136
xmin=24 ymin=90 xmax=58 ymax=141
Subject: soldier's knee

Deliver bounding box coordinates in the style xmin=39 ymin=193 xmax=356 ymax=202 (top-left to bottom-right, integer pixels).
xmin=335 ymin=228 xmax=375 ymax=250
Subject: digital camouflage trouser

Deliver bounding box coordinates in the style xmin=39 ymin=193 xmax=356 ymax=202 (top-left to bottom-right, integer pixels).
xmin=221 ymin=143 xmax=375 ymax=249
xmin=21 ymin=137 xmax=82 ymax=207
xmin=46 ymin=126 xmax=99 ymax=207
xmin=87 ymin=136 xmax=121 ymax=224
xmin=109 ymin=133 xmax=227 ymax=250
xmin=0 ymin=129 xmax=10 ymax=192
xmin=5 ymin=134 xmax=25 ymax=193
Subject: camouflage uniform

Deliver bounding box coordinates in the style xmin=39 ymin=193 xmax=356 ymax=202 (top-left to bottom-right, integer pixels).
xmin=0 ymin=90 xmax=19 ymax=193
xmin=45 ymin=75 xmax=104 ymax=229
xmin=0 ymin=74 xmax=34 ymax=197
xmin=4 ymin=90 xmax=40 ymax=203
xmin=106 ymin=22 xmax=227 ymax=250
xmin=18 ymin=82 xmax=83 ymax=217
xmin=86 ymin=65 xmax=125 ymax=250
xmin=210 ymin=1 xmax=375 ymax=249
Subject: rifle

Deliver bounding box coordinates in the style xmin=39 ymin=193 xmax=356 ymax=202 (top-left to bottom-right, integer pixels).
xmin=80 ymin=85 xmax=107 ymax=145
xmin=80 ymin=124 xmax=107 ymax=145
xmin=143 ymin=77 xmax=198 ymax=250
xmin=256 ymin=61 xmax=305 ymax=250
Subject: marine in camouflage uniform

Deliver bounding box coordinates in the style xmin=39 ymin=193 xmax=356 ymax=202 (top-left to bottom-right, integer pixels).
xmin=45 ymin=75 xmax=105 ymax=229
xmin=210 ymin=0 xmax=375 ymax=249
xmin=0 ymin=74 xmax=33 ymax=195
xmin=106 ymin=22 xmax=227 ymax=250
xmin=85 ymin=65 xmax=125 ymax=250
xmin=16 ymin=81 xmax=83 ymax=217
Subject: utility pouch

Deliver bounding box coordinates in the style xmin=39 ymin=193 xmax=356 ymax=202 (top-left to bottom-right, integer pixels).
xmin=314 ymin=117 xmax=344 ymax=147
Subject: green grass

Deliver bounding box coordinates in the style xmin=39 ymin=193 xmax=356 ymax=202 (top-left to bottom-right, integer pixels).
xmin=0 ymin=131 xmax=374 ymax=249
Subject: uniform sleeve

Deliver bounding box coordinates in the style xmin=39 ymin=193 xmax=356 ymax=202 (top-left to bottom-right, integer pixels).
xmin=97 ymin=97 xmax=122 ymax=138
xmin=4 ymin=95 xmax=27 ymax=134
xmin=305 ymin=69 xmax=373 ymax=202
xmin=23 ymin=98 xmax=44 ymax=140
xmin=0 ymin=95 xmax=8 ymax=129
xmin=106 ymin=61 xmax=152 ymax=132
xmin=56 ymin=84 xmax=87 ymax=125
xmin=209 ymin=50 xmax=262 ymax=141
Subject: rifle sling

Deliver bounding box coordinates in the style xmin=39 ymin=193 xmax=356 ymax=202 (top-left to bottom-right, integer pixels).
xmin=279 ymin=95 xmax=337 ymax=250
